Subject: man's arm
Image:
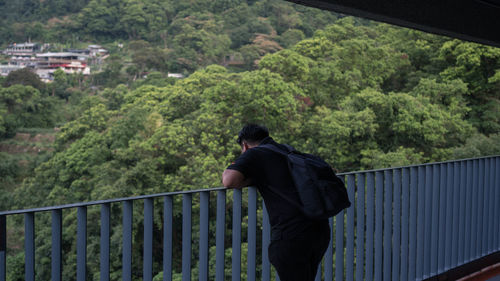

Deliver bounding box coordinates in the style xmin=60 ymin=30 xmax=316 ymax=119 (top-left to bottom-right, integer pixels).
xmin=222 ymin=169 xmax=252 ymax=189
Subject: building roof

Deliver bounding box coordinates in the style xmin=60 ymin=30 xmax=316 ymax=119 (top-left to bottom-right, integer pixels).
xmin=36 ymin=52 xmax=89 ymax=58
xmin=287 ymin=0 xmax=500 ymax=48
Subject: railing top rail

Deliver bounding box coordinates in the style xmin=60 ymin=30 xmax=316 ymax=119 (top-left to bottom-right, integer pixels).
xmin=0 ymin=187 xmax=227 ymax=216
xmin=1 ymin=154 xmax=498 ymax=216
xmin=340 ymin=154 xmax=500 ymax=176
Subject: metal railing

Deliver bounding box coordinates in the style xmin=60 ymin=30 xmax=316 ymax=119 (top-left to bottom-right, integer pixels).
xmin=0 ymin=156 xmax=499 ymax=281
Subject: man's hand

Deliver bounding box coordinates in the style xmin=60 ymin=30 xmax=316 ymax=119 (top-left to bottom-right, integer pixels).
xmin=222 ymin=169 xmax=251 ymax=189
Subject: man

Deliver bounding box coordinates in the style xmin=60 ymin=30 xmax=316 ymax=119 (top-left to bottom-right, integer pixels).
xmin=222 ymin=124 xmax=330 ymax=281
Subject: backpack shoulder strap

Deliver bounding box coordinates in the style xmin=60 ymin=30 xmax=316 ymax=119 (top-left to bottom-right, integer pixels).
xmin=258 ymin=143 xmax=295 ymax=155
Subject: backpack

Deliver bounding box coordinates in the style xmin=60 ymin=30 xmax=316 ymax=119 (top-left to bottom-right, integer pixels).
xmin=258 ymin=144 xmax=351 ymax=220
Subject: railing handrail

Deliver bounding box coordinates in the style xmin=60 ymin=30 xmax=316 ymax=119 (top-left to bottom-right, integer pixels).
xmin=341 ymin=154 xmax=500 ymax=175
xmin=0 ymin=187 xmax=227 ymax=216
xmin=2 ymin=154 xmax=499 ymax=216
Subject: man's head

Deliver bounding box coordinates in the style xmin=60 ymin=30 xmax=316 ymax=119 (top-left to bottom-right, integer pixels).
xmin=237 ymin=124 xmax=269 ymax=153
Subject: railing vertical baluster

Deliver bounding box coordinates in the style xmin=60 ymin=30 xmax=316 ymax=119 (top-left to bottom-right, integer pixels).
xmin=482 ymin=159 xmax=490 ymax=256
xmin=408 ymin=167 xmax=418 ymax=280
xmin=335 ymin=210 xmax=344 ymax=281
xmin=476 ymin=160 xmax=484 ymax=259
xmin=451 ymin=162 xmax=460 ymax=267
xmin=324 ymin=217 xmax=334 ymax=281
xmin=374 ymin=171 xmax=383 ymax=281
xmin=247 ymin=187 xmax=257 ymax=281
xmin=423 ymin=165 xmax=432 ymax=277
xmin=199 ymin=192 xmax=209 ymax=281
xmin=182 ymin=194 xmax=192 ymax=281
xmin=77 ymin=206 xmax=87 ymax=281
xmin=100 ymin=203 xmax=110 ymax=281
xmin=401 ymin=168 xmax=410 ymax=280
xmin=232 ymin=189 xmax=242 ymax=281
xmin=163 ymin=196 xmax=173 ymax=281
xmin=431 ymin=165 xmax=440 ymax=274
xmin=383 ymin=170 xmax=392 ymax=281
xmin=416 ymin=166 xmax=425 ymax=280
xmin=0 ymin=215 xmax=6 ymax=281
xmin=346 ymin=174 xmax=355 ymax=281
xmin=487 ymin=158 xmax=496 ymax=253
xmin=469 ymin=160 xmax=476 ymax=259
xmin=466 ymin=161 xmax=474 ymax=262
xmin=123 ymin=201 xmax=133 ymax=281
xmin=438 ymin=164 xmax=447 ymax=273
xmin=493 ymin=157 xmax=500 ymax=251
xmin=355 ymin=174 xmax=365 ymax=281
xmin=262 ymin=201 xmax=271 ymax=281
xmin=472 ymin=159 xmax=480 ymax=259
xmin=445 ymin=163 xmax=454 ymax=270
xmin=144 ymin=198 xmax=154 ymax=281
xmin=25 ymin=212 xmax=35 ymax=281
xmin=392 ymin=169 xmax=401 ymax=281
xmin=51 ymin=209 xmax=62 ymax=281
xmin=458 ymin=161 xmax=466 ymax=263
xmin=366 ymin=172 xmax=375 ymax=281
xmin=215 ymin=191 xmax=226 ymax=281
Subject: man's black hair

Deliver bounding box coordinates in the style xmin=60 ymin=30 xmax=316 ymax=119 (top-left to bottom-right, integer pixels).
xmin=237 ymin=124 xmax=269 ymax=145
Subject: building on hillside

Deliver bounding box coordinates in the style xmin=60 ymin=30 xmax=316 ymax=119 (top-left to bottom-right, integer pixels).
xmin=3 ymin=43 xmax=43 ymax=56
xmin=35 ymin=52 xmax=90 ymax=80
xmin=0 ymin=65 xmax=24 ymax=77
xmin=87 ymin=45 xmax=108 ymax=57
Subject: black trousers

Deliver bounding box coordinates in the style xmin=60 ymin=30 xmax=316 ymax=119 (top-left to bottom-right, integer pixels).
xmin=268 ymin=222 xmax=330 ymax=281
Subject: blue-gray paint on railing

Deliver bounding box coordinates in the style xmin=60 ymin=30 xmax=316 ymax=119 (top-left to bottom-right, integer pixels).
xmin=366 ymin=172 xmax=375 ymax=281
xmin=247 ymin=187 xmax=257 ymax=281
xmin=483 ymin=159 xmax=490 ymax=256
xmin=416 ymin=166 xmax=425 ymax=279
xmin=374 ymin=171 xmax=383 ymax=281
xmin=182 ymin=194 xmax=192 ymax=281
xmin=262 ymin=201 xmax=271 ymax=281
xmin=383 ymin=170 xmax=392 ymax=281
xmin=232 ymin=189 xmax=242 ymax=281
xmin=324 ymin=217 xmax=334 ymax=281
xmin=0 ymin=156 xmax=499 ymax=281
xmin=400 ymin=168 xmax=410 ymax=280
xmin=423 ymin=165 xmax=432 ymax=278
xmin=163 ymin=196 xmax=173 ymax=281
xmin=335 ymin=209 xmax=344 ymax=281
xmin=77 ymin=206 xmax=87 ymax=281
xmin=0 ymin=215 xmax=6 ymax=281
xmin=25 ymin=212 xmax=34 ymax=281
xmin=458 ymin=162 xmax=467 ymax=264
xmin=408 ymin=166 xmax=417 ymax=281
xmin=355 ymin=173 xmax=365 ymax=281
xmin=122 ymin=201 xmax=133 ymax=281
xmin=431 ymin=165 xmax=440 ymax=276
xmin=144 ymin=198 xmax=154 ymax=281
xmin=437 ymin=164 xmax=447 ymax=273
xmin=488 ymin=159 xmax=498 ymax=254
xmin=451 ymin=162 xmax=460 ymax=266
xmin=477 ymin=159 xmax=484 ymax=257
xmin=392 ymin=169 xmax=401 ymax=281
xmin=199 ymin=192 xmax=209 ymax=281
xmin=465 ymin=161 xmax=473 ymax=262
xmin=51 ymin=209 xmax=62 ymax=281
xmin=346 ymin=174 xmax=355 ymax=281
xmin=444 ymin=163 xmax=453 ymax=270
xmin=100 ymin=204 xmax=110 ymax=281
xmin=496 ymin=158 xmax=500 ymax=252
xmin=215 ymin=191 xmax=225 ymax=281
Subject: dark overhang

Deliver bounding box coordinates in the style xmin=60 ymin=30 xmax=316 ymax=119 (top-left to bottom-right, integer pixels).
xmin=287 ymin=0 xmax=500 ymax=48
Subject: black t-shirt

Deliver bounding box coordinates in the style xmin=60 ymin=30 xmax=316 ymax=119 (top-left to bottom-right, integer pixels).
xmin=227 ymin=137 xmax=326 ymax=239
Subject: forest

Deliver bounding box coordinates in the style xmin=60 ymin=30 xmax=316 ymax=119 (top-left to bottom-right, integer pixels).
xmin=1 ymin=0 xmax=500 ymax=279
